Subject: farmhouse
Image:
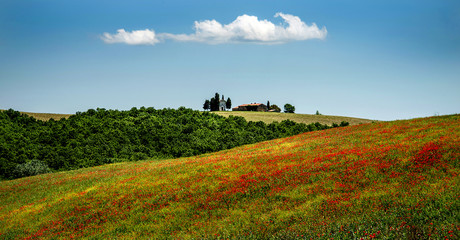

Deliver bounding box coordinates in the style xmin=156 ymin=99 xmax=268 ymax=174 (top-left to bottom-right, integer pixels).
xmin=232 ymin=103 xmax=268 ymax=112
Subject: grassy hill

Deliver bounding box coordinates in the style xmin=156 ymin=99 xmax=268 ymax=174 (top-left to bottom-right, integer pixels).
xmin=0 ymin=110 xmax=72 ymax=121
xmin=215 ymin=111 xmax=374 ymax=126
xmin=7 ymin=110 xmax=373 ymax=126
xmin=0 ymin=115 xmax=458 ymax=239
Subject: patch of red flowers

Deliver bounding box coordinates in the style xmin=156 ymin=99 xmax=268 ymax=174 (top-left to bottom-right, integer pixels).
xmin=413 ymin=142 xmax=442 ymax=167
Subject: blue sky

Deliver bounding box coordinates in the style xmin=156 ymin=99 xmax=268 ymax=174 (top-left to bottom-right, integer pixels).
xmin=1 ymin=0 xmax=459 ymax=120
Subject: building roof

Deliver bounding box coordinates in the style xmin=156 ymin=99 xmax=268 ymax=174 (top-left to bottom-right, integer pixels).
xmin=238 ymin=103 xmax=264 ymax=107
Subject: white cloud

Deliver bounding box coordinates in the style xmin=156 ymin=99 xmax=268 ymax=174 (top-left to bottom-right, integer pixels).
xmin=101 ymin=29 xmax=159 ymax=45
xmin=101 ymin=13 xmax=327 ymax=45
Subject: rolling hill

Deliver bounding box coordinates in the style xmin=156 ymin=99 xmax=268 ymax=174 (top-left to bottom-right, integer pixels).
xmin=214 ymin=111 xmax=374 ymax=126
xmin=0 ymin=115 xmax=458 ymax=239
xmin=0 ymin=108 xmax=336 ymax=180
xmin=7 ymin=110 xmax=373 ymax=126
xmin=13 ymin=111 xmax=72 ymax=121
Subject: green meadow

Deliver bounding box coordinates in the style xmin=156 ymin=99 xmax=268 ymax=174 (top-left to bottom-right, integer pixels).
xmin=0 ymin=115 xmax=459 ymax=239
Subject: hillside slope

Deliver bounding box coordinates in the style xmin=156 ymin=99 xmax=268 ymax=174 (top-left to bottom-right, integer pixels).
xmin=0 ymin=108 xmax=336 ymax=180
xmin=0 ymin=115 xmax=459 ymax=239
xmin=215 ymin=111 xmax=374 ymax=126
xmin=5 ymin=110 xmax=372 ymax=126
xmin=3 ymin=111 xmax=72 ymax=121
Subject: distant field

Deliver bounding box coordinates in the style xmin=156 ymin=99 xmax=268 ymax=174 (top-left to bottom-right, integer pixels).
xmin=215 ymin=111 xmax=375 ymax=126
xmin=12 ymin=110 xmax=374 ymax=126
xmin=9 ymin=111 xmax=72 ymax=121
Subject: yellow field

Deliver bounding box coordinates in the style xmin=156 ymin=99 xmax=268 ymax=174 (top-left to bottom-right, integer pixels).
xmin=215 ymin=111 xmax=374 ymax=126
xmin=0 ymin=110 xmax=73 ymax=121
xmin=9 ymin=110 xmax=374 ymax=126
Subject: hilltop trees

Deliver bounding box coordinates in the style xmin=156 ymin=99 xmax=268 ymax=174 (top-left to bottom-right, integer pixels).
xmin=209 ymin=93 xmax=220 ymax=111
xmin=203 ymin=100 xmax=210 ymax=111
xmin=284 ymin=104 xmax=295 ymax=113
xmin=205 ymin=92 xmax=230 ymax=111
xmin=269 ymin=104 xmax=281 ymax=112
xmin=226 ymin=97 xmax=232 ymax=110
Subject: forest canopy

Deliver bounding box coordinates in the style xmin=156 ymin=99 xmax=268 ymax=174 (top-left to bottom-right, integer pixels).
xmin=0 ymin=108 xmax=348 ymax=180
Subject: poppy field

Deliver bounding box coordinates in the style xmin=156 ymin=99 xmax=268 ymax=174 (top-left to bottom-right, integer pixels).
xmin=0 ymin=114 xmax=459 ymax=239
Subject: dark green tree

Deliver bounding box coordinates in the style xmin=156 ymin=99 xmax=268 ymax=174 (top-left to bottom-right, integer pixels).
xmin=210 ymin=98 xmax=216 ymax=111
xmin=316 ymin=110 xmax=321 ymax=115
xmin=267 ymin=101 xmax=270 ymax=110
xmin=270 ymin=104 xmax=281 ymax=112
xmin=284 ymin=104 xmax=295 ymax=113
xmin=210 ymin=93 xmax=220 ymax=111
xmin=203 ymin=100 xmax=210 ymax=111
xmin=226 ymin=97 xmax=232 ymax=110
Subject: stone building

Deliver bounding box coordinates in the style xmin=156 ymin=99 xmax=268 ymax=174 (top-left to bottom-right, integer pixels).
xmin=232 ymin=103 xmax=268 ymax=112
xmin=219 ymin=96 xmax=227 ymax=111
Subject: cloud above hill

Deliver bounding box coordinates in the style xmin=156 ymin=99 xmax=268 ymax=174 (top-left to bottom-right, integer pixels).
xmin=101 ymin=29 xmax=160 ymax=45
xmin=101 ymin=13 xmax=327 ymax=45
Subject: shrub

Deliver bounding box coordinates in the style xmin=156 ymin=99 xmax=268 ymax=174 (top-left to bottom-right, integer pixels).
xmin=13 ymin=160 xmax=51 ymax=178
xmin=269 ymin=104 xmax=281 ymax=112
xmin=284 ymin=104 xmax=295 ymax=113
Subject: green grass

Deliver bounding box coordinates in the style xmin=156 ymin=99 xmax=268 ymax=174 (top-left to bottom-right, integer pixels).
xmin=214 ymin=111 xmax=374 ymax=126
xmin=0 ymin=115 xmax=458 ymax=239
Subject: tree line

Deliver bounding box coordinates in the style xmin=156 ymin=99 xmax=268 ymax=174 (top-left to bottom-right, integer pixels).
xmin=203 ymin=93 xmax=231 ymax=111
xmin=0 ymin=108 xmax=348 ymax=180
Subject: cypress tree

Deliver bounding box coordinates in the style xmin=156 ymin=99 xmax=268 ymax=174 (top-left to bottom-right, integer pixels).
xmin=210 ymin=93 xmax=220 ymax=111
xmin=226 ymin=97 xmax=232 ymax=110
